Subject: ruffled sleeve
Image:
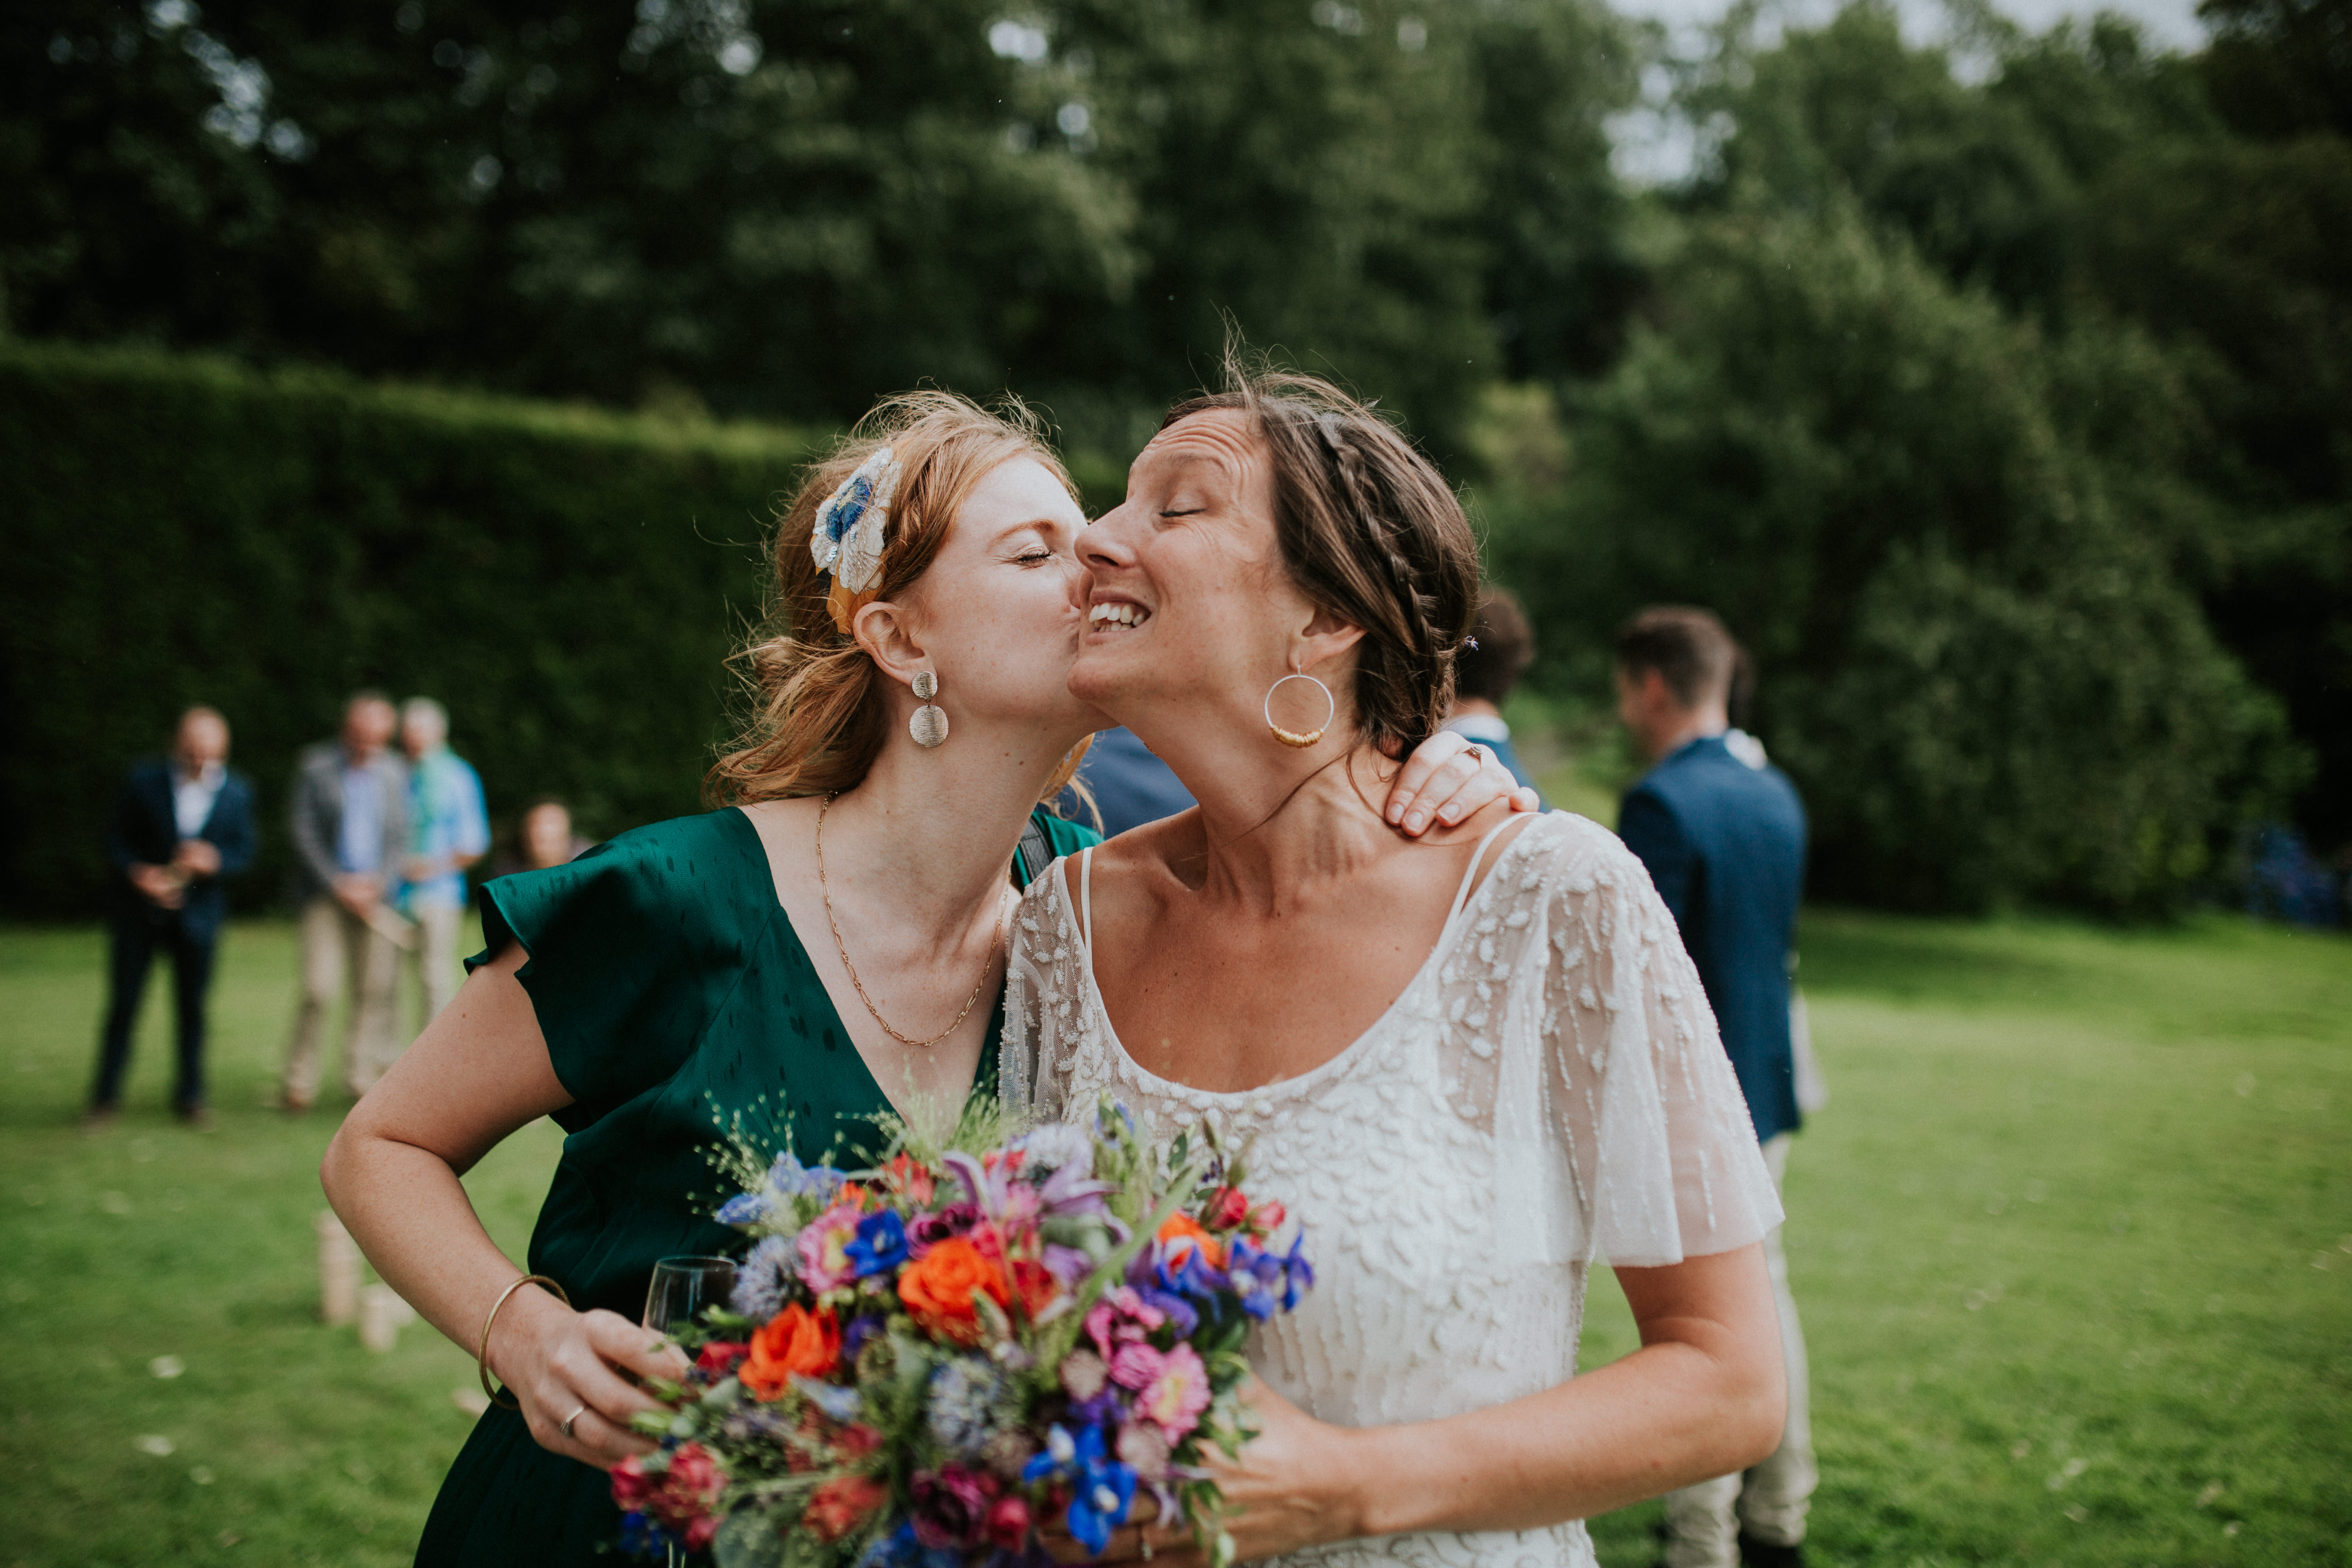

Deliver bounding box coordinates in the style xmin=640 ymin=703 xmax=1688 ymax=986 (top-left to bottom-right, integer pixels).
xmin=474 ymin=812 xmax=760 ymax=1133
xmin=1537 ymin=820 xmax=1782 ymax=1267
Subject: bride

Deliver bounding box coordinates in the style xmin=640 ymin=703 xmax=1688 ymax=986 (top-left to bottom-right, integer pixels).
xmin=1004 ymin=365 xmax=1789 ymax=1566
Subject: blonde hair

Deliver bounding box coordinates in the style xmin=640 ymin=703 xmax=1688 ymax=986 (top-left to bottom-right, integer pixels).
xmin=708 ymin=390 xmax=1092 ymax=806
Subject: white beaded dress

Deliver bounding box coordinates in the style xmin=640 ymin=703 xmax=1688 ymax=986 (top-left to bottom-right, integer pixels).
xmin=1001 ymin=812 xmax=1783 ymax=1568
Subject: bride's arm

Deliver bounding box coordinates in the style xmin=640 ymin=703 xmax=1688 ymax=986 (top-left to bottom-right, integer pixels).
xmin=319 ymin=946 xmax=684 ymax=1468
xmin=1075 ymin=1243 xmax=1784 ymax=1564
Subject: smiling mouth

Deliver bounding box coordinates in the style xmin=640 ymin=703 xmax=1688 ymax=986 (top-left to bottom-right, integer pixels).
xmin=1087 ymin=601 xmax=1151 ymax=631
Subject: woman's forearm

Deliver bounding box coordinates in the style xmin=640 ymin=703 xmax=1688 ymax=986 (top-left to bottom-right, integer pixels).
xmin=321 ymin=1130 xmax=545 ymax=1369
xmin=1330 ymin=1245 xmax=1785 ymax=1541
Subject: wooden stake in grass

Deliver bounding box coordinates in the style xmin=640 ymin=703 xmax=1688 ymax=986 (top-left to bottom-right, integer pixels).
xmin=316 ymin=1209 xmax=359 ymax=1326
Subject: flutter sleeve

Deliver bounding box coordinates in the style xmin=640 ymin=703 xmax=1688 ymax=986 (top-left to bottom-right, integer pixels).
xmin=1538 ymin=820 xmax=1782 ymax=1267
xmin=474 ymin=816 xmax=748 ymax=1131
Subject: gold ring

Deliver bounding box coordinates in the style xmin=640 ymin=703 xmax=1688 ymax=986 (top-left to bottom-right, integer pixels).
xmin=1464 ymin=744 xmax=1485 ymax=765
xmin=561 ymin=1404 xmax=588 ymax=1439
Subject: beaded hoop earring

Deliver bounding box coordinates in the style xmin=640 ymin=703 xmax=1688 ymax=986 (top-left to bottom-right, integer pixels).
xmin=1264 ymin=672 xmax=1335 ymax=748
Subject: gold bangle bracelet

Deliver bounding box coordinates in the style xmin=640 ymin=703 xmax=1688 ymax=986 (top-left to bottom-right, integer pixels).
xmin=477 ymin=1273 xmax=570 ymax=1411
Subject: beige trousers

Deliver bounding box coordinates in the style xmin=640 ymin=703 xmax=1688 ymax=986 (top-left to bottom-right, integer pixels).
xmin=1663 ymin=1132 xmax=1817 ymax=1566
xmin=283 ymin=896 xmax=401 ymax=1103
xmin=403 ymin=900 xmax=465 ymax=1032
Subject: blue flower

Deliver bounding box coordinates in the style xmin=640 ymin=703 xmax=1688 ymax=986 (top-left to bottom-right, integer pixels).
xmin=716 ymin=1190 xmax=771 ymax=1227
xmin=1022 ymin=1425 xmax=1134 ymax=1555
xmin=616 ymin=1510 xmax=678 ymax=1561
xmin=769 ymin=1150 xmax=846 ymax=1199
xmin=842 ymin=1311 xmax=886 ymax=1362
xmin=845 ymin=1210 xmax=908 ymax=1278
xmin=1228 ymin=1234 xmax=1316 ymax=1319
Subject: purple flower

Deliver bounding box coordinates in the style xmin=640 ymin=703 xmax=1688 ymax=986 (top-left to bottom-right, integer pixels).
xmin=841 ymin=1312 xmax=886 ymax=1362
xmin=906 ymin=1202 xmax=980 ymax=1258
xmin=729 ymin=1234 xmax=797 ymax=1321
xmin=909 ymin=1465 xmax=996 ymax=1550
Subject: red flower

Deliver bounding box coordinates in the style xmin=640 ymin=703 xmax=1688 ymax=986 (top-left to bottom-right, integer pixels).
xmin=884 ymin=1154 xmax=936 ymax=1205
xmin=1205 ymin=1187 xmax=1251 ymax=1229
xmin=984 ymin=1494 xmax=1033 ymax=1552
xmin=804 ymin=1474 xmax=888 ymax=1541
xmin=694 ymin=1341 xmax=748 ymax=1376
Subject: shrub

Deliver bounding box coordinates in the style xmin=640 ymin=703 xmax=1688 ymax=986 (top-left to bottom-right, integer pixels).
xmin=0 ymin=342 xmax=811 ymax=918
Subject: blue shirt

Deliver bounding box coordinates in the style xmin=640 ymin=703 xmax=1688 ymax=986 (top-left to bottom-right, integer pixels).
xmin=338 ymin=764 xmax=386 ymax=874
xmin=400 ymin=748 xmax=490 ymax=911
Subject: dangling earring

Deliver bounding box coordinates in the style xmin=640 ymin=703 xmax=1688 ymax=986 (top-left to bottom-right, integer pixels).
xmin=909 ymin=670 xmax=949 ymax=748
xmin=1264 ymin=670 xmax=1334 ymax=748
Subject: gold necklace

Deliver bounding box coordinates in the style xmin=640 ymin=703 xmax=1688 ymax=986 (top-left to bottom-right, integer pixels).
xmin=814 ymin=793 xmax=1003 ymax=1051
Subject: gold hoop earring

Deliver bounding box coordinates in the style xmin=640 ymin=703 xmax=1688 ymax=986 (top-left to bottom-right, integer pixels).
xmin=1264 ymin=672 xmax=1334 ymax=748
xmin=909 ymin=670 xmax=948 ymax=748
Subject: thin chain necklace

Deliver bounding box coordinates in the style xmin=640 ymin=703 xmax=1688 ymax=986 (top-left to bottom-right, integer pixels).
xmin=815 ymin=793 xmax=1004 ymax=1051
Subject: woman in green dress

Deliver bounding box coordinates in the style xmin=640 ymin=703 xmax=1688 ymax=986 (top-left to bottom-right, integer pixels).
xmin=322 ymin=391 xmax=1529 ymax=1566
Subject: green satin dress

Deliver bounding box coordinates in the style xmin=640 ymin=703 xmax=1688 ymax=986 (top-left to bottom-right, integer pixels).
xmin=415 ymin=804 xmax=1096 ymax=1567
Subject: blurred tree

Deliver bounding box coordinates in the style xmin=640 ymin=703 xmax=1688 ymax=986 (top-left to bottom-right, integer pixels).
xmin=1644 ymin=0 xmax=2351 ymax=860
xmin=2 ymin=0 xmax=1640 ymax=444
xmin=1483 ymin=205 xmax=2298 ymax=913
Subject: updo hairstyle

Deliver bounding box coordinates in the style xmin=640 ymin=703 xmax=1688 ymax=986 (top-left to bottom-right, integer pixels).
xmin=708 ymin=390 xmax=1091 ymax=804
xmin=1162 ymin=363 xmax=1481 ymax=758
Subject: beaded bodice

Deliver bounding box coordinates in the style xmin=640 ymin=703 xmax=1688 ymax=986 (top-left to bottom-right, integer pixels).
xmin=1002 ymin=812 xmax=1780 ymax=1567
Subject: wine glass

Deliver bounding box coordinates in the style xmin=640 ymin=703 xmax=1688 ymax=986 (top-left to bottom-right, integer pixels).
xmin=642 ymin=1255 xmax=737 ymax=1334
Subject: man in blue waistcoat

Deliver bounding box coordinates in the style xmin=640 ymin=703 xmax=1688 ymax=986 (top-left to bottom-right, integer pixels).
xmin=87 ymin=706 xmax=257 ymax=1130
xmin=1615 ymin=606 xmax=1815 ymax=1568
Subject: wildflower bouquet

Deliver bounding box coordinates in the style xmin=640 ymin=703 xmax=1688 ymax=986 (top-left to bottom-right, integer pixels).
xmin=613 ymin=1100 xmax=1312 ymax=1568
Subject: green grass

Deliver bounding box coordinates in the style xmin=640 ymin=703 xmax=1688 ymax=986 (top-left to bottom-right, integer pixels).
xmin=3 ymin=910 xmax=2347 ymax=1566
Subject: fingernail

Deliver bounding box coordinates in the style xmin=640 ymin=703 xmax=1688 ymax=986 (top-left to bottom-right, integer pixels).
xmin=1387 ymin=804 xmax=1403 ymax=823
xmin=1405 ymin=812 xmax=1426 ymax=832
xmin=1441 ymin=804 xmax=1461 ymax=821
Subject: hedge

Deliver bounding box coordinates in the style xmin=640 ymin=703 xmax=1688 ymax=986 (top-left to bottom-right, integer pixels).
xmin=0 ymin=342 xmax=815 ymax=918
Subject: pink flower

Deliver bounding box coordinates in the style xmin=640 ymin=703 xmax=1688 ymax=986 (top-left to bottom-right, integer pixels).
xmin=1107 ymin=1341 xmax=1166 ymax=1391
xmin=1117 ymin=1421 xmax=1174 ymax=1481
xmin=1133 ymin=1343 xmax=1212 ymax=1441
xmin=610 ymin=1441 xmax=728 ymax=1548
xmin=910 ymin=1464 xmax=998 ymax=1550
xmin=984 ymin=1494 xmax=1033 ymax=1552
xmin=1060 ymin=1348 xmax=1109 ymax=1401
xmin=1083 ymin=1286 xmax=1166 ymax=1359
xmin=796 ymin=1199 xmax=865 ymax=1292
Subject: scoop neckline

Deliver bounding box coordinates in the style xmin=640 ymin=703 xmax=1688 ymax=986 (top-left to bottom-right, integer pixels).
xmin=1058 ymin=820 xmax=1540 ymax=1106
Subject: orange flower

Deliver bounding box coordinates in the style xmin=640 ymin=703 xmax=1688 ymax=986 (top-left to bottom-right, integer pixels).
xmin=1156 ymin=1212 xmax=1226 ymax=1270
xmin=884 ymin=1154 xmax=936 ymax=1205
xmin=897 ymin=1236 xmax=1010 ymax=1345
xmin=804 ymin=1474 xmax=888 ymax=1541
xmin=740 ymin=1304 xmax=841 ymax=1399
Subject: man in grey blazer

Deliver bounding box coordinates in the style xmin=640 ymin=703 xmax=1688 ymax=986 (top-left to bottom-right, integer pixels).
xmin=282 ymin=691 xmax=409 ymax=1110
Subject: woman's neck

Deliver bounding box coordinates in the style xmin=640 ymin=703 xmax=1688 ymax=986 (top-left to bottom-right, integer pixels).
xmin=1125 ymin=704 xmax=1401 ymax=911
xmin=817 ymin=717 xmax=1077 ymax=941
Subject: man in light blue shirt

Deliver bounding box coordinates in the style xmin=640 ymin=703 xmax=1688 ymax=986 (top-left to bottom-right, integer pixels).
xmin=395 ymin=698 xmax=490 ymax=1029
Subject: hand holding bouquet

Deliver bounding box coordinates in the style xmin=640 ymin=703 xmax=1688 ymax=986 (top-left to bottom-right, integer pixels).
xmin=614 ymin=1101 xmax=1312 ymax=1568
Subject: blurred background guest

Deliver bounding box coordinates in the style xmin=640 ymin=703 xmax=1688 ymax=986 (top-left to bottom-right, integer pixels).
xmin=1614 ymin=606 xmax=1814 ymax=1568
xmin=1443 ymin=585 xmax=1545 ymax=804
xmin=282 ymin=691 xmax=408 ymax=1113
xmin=490 ymin=796 xmax=594 ymax=880
xmin=86 ymin=706 xmax=255 ymax=1131
xmin=394 ymin=697 xmax=488 ymax=1030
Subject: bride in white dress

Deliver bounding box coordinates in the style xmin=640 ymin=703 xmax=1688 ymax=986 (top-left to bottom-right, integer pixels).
xmin=1002 ymin=365 xmax=1788 ymax=1567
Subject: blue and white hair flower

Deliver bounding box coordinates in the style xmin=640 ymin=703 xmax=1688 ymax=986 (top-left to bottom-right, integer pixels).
xmin=811 ymin=445 xmax=903 ymax=598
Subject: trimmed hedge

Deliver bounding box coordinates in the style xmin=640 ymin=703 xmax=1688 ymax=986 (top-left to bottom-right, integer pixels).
xmin=1 ymin=343 xmax=814 ymax=918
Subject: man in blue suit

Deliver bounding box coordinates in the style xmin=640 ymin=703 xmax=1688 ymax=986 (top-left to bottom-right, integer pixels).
xmin=87 ymin=707 xmax=257 ymax=1130
xmin=1615 ymin=607 xmax=1815 ymax=1568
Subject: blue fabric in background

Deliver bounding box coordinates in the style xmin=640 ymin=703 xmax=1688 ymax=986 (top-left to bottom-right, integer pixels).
xmin=1058 ymin=727 xmax=1196 ymax=838
xmin=1618 ymin=734 xmax=1809 ymax=1144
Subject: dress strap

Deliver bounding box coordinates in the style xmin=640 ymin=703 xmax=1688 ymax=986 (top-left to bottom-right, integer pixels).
xmin=1078 ymin=846 xmax=1096 ymax=955
xmin=1446 ymin=816 xmax=1525 ymax=927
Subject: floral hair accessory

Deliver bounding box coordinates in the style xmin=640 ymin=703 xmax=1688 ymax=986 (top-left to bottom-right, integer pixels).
xmin=810 ymin=445 xmax=904 ymax=633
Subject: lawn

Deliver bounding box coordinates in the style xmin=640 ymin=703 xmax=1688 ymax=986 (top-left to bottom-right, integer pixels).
xmin=2 ymin=908 xmax=2345 ymax=1567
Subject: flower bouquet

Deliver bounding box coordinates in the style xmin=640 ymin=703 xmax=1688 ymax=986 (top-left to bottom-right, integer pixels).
xmin=613 ymin=1100 xmax=1312 ymax=1568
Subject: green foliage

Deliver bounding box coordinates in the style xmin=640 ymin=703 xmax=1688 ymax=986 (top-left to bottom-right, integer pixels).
xmin=5 ymin=0 xmax=1641 ymax=446
xmin=1482 ymin=204 xmax=2298 ymax=914
xmin=0 ymin=340 xmax=810 ymax=918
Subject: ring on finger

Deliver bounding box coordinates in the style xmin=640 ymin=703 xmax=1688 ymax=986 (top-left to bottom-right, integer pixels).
xmin=560 ymin=1403 xmax=588 ymax=1439
xmin=1463 ymin=744 xmax=1485 ymax=765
